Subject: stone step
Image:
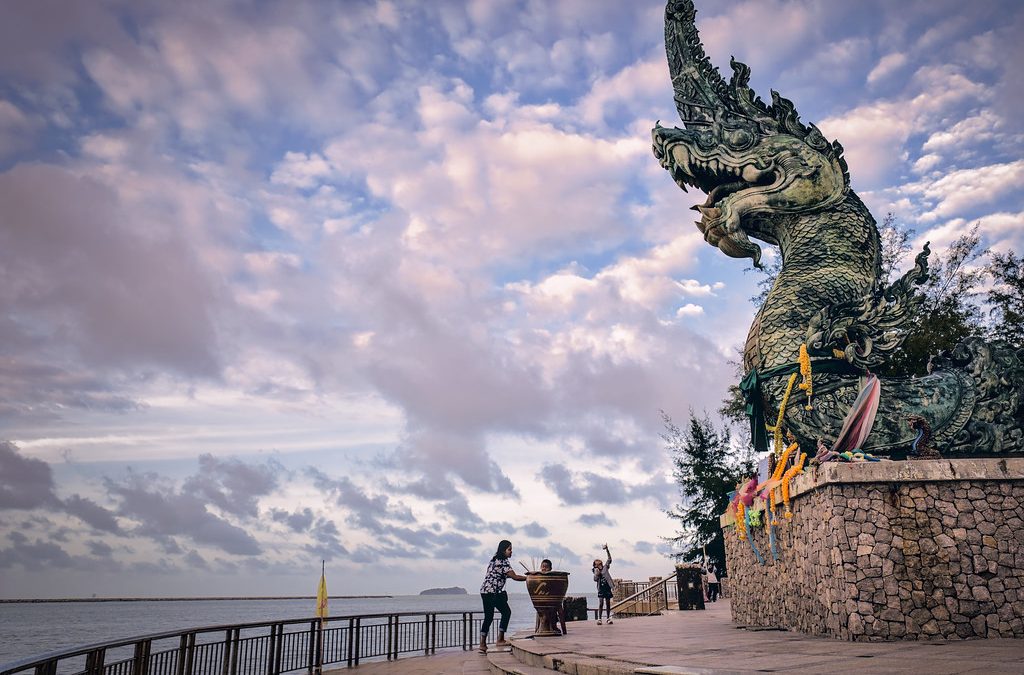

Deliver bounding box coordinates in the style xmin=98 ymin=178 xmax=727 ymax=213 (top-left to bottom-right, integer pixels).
xmin=489 ymin=649 xmax=731 ymax=675
xmin=505 ymin=639 xmax=650 ymax=675
xmin=487 ymin=650 xmax=551 ymax=675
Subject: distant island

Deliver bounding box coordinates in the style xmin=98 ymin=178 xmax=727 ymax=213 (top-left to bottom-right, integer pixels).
xmin=419 ymin=586 xmax=467 ymax=596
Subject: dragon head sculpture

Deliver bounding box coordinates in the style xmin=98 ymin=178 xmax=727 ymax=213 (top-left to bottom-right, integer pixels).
xmin=651 ymin=0 xmax=850 ymax=267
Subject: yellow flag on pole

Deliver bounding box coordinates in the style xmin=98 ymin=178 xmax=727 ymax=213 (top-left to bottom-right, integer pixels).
xmin=316 ymin=561 xmax=328 ymax=618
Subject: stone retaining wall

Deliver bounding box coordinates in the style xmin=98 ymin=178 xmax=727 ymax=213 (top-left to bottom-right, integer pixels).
xmin=721 ymin=459 xmax=1024 ymax=640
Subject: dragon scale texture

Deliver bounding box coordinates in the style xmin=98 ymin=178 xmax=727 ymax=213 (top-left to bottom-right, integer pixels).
xmin=652 ymin=0 xmax=1024 ymax=457
xmin=744 ymin=195 xmax=880 ymax=374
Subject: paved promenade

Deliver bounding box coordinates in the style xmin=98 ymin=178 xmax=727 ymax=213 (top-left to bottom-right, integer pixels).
xmin=328 ymin=599 xmax=1024 ymax=674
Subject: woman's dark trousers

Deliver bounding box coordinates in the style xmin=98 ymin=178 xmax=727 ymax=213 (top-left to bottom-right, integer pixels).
xmin=480 ymin=592 xmax=512 ymax=635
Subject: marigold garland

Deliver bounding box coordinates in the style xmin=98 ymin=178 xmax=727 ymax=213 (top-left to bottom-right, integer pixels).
xmin=781 ymin=452 xmax=808 ymax=519
xmin=765 ymin=373 xmax=799 ymax=457
xmin=798 ymin=344 xmax=813 ymax=410
xmin=767 ymin=442 xmax=797 ymax=525
xmin=771 ymin=442 xmax=798 ymax=482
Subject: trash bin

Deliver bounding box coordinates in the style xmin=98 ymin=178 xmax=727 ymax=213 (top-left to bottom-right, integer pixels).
xmin=675 ymin=564 xmax=705 ymax=610
xmin=562 ymin=596 xmax=589 ymax=621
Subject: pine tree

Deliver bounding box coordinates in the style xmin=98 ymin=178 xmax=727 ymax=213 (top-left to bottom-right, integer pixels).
xmin=986 ymin=250 xmax=1024 ymax=348
xmin=663 ymin=410 xmax=756 ymax=575
xmin=883 ymin=224 xmax=988 ymax=377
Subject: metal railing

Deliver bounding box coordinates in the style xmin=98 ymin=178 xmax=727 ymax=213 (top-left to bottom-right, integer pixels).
xmin=610 ymin=570 xmax=679 ymax=617
xmin=0 ymin=611 xmax=501 ymax=675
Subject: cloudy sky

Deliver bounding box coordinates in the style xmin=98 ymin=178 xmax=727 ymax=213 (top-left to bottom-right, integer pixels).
xmin=1 ymin=0 xmax=1022 ymax=599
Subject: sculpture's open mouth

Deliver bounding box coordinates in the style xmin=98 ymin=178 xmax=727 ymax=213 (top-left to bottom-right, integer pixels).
xmin=652 ymin=119 xmax=847 ymax=267
xmin=653 ymin=130 xmax=777 ymax=203
xmin=653 ymin=126 xmax=777 ymax=265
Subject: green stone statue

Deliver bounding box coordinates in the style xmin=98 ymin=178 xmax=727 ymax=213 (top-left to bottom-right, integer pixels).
xmin=652 ymin=0 xmax=1023 ymax=457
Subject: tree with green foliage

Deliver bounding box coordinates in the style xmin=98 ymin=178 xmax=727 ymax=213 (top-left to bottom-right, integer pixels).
xmin=878 ymin=212 xmax=916 ymax=285
xmin=986 ymin=250 xmax=1024 ymax=348
xmin=882 ymin=224 xmax=989 ymax=377
xmin=663 ymin=410 xmax=756 ymax=575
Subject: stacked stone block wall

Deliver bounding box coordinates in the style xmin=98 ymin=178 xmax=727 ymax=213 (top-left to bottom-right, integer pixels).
xmin=722 ymin=460 xmax=1024 ymax=640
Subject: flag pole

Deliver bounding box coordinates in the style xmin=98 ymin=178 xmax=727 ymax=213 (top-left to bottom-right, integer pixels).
xmin=316 ymin=559 xmax=326 ymax=674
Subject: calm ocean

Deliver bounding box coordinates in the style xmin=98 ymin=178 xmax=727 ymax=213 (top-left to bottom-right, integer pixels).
xmin=0 ymin=593 xmax=597 ymax=667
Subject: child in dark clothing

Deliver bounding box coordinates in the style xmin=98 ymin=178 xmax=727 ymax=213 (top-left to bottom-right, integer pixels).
xmin=532 ymin=559 xmax=567 ymax=635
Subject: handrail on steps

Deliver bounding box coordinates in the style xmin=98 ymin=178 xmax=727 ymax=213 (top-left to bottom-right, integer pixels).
xmin=609 ymin=569 xmax=679 ymax=618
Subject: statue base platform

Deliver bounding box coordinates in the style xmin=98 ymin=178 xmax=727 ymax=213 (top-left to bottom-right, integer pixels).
xmin=721 ymin=458 xmax=1024 ymax=640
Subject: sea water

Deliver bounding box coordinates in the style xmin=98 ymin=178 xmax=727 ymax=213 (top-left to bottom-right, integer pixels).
xmin=0 ymin=593 xmax=597 ymax=667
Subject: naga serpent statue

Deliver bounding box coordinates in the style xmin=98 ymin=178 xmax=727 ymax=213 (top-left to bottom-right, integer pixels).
xmin=652 ymin=0 xmax=1024 ymax=458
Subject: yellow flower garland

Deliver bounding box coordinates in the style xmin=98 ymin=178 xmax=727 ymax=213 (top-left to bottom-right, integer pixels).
xmin=767 ymin=442 xmax=797 ymax=525
xmin=771 ymin=442 xmax=798 ymax=482
xmin=798 ymin=344 xmax=813 ymax=410
xmin=781 ymin=452 xmax=808 ymax=519
xmin=765 ymin=373 xmax=799 ymax=457
xmin=766 ymin=344 xmax=819 ymax=452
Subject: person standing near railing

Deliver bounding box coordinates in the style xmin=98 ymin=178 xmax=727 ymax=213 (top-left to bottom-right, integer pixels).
xmin=478 ymin=539 xmax=527 ymax=654
xmin=593 ymin=543 xmax=614 ymax=625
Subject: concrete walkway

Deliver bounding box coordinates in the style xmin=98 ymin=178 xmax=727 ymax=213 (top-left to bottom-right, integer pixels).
xmin=328 ymin=599 xmax=1024 ymax=674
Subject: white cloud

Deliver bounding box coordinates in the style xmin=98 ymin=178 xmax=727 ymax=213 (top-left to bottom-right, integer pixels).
xmin=912 ymin=153 xmax=942 ymax=174
xmin=505 ymin=233 xmax=706 ymax=322
xmin=819 ymin=68 xmax=990 ymax=189
xmin=0 ymin=99 xmax=40 ymax=159
xmin=903 ymin=160 xmax=1024 ymax=222
xmin=270 ymin=152 xmax=332 ymax=189
xmin=867 ymin=52 xmax=908 ymax=85
xmin=819 ymin=101 xmax=915 ymax=188
xmin=921 ymin=109 xmax=1017 ymax=154
xmin=699 ymin=1 xmax=814 ymax=74
xmin=577 ymin=58 xmax=666 ymax=129
xmin=2 ymin=0 xmax=1022 ymax=602
xmin=80 ymin=133 xmax=131 ymax=161
xmin=977 ymin=210 xmax=1024 ymax=242
xmin=244 ymin=251 xmax=302 ymax=276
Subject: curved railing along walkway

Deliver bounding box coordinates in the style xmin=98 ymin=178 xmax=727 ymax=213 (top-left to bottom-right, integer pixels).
xmin=610 ymin=569 xmax=679 ymax=617
xmin=0 ymin=611 xmax=501 ymax=675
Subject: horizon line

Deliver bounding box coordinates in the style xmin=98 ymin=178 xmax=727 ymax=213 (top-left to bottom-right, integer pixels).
xmin=0 ymin=595 xmax=395 ymax=603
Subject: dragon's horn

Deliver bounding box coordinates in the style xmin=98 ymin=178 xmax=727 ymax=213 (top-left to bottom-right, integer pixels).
xmin=664 ymin=0 xmax=730 ymax=127
xmin=663 ymin=0 xmax=848 ymax=177
xmin=665 ymin=2 xmax=770 ymax=128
